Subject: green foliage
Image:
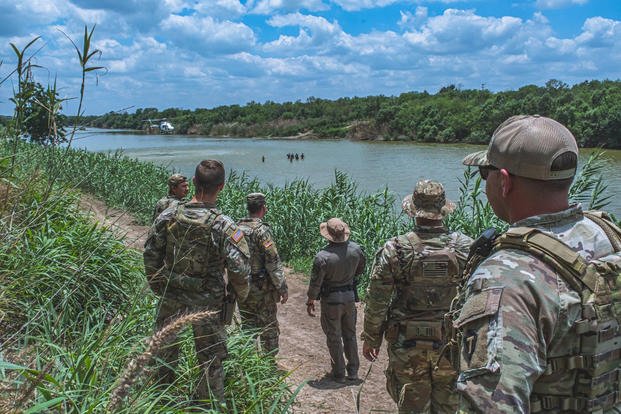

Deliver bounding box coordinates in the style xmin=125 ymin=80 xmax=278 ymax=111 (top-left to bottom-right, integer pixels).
xmin=0 ymin=147 xmax=298 ymax=413
xmin=1 ymin=30 xmax=294 ymax=413
xmin=15 ymin=79 xmax=67 ymax=145
xmin=79 ymin=81 xmax=621 ymax=148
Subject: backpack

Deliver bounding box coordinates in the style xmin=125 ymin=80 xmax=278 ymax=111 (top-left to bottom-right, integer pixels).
xmin=451 ymin=211 xmax=621 ymax=412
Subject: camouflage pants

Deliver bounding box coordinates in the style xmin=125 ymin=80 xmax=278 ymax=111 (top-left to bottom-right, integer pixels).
xmin=320 ymin=301 xmax=359 ymax=378
xmin=238 ymin=283 xmax=280 ymax=354
xmin=386 ymin=346 xmax=458 ymax=414
xmin=155 ymin=296 xmax=228 ymax=402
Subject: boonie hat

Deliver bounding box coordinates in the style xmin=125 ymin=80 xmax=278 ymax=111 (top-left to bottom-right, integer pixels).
xmin=402 ymin=180 xmax=455 ymax=220
xmin=462 ymin=115 xmax=578 ymax=180
xmin=168 ymin=173 xmax=187 ymax=188
xmin=246 ymin=192 xmax=266 ymax=205
xmin=319 ymin=218 xmax=350 ymax=243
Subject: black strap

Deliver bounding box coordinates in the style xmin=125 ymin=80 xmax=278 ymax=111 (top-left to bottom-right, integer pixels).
xmin=323 ymin=284 xmax=354 ymax=293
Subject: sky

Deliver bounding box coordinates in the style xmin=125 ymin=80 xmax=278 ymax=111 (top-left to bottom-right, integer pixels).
xmin=0 ymin=0 xmax=619 ymax=115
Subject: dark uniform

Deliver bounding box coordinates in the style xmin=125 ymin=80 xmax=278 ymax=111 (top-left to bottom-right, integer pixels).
xmin=308 ymin=218 xmax=366 ymax=381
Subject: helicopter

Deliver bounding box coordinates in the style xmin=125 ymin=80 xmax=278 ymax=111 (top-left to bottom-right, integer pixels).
xmin=142 ymin=118 xmax=175 ymax=134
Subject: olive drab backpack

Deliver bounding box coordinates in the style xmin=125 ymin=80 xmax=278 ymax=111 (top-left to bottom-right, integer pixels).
xmin=454 ymin=211 xmax=621 ymax=413
xmin=236 ymin=220 xmax=264 ymax=275
xmin=387 ymin=232 xmax=468 ymax=346
xmin=165 ymin=205 xmax=223 ymax=279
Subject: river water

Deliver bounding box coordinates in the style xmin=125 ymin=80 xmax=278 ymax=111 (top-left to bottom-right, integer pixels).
xmin=72 ymin=129 xmax=621 ymax=217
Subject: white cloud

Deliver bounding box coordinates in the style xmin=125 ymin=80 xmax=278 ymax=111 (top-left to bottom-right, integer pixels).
xmin=575 ymin=16 xmax=620 ymax=47
xmin=0 ymin=0 xmax=65 ymax=36
xmin=251 ymin=0 xmax=328 ymax=14
xmin=398 ymin=6 xmax=428 ymax=29
xmin=1 ymin=1 xmax=620 ymax=116
xmin=194 ymin=0 xmax=247 ymax=19
xmin=404 ymin=9 xmax=522 ymax=54
xmin=264 ymin=13 xmax=346 ymax=55
xmin=535 ymin=0 xmax=588 ymax=9
xmin=160 ymin=14 xmax=256 ymax=54
xmin=331 ymin=0 xmax=401 ymax=11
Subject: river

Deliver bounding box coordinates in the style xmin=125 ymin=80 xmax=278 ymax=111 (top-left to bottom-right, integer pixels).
xmin=72 ymin=129 xmax=621 ymax=217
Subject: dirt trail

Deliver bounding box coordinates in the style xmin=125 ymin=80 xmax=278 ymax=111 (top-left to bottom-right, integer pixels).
xmin=80 ymin=195 xmax=397 ymax=414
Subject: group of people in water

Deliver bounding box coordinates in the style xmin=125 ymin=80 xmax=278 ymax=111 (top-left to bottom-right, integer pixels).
xmin=286 ymin=152 xmax=304 ymax=161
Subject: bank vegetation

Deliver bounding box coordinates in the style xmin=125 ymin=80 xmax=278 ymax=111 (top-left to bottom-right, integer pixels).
xmin=79 ymin=80 xmax=621 ymax=148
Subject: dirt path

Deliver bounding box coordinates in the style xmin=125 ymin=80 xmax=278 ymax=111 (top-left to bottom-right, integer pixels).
xmin=80 ymin=195 xmax=397 ymax=414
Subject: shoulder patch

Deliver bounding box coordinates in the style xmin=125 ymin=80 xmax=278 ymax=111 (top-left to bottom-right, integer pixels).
xmin=231 ymin=228 xmax=244 ymax=243
xmin=263 ymin=239 xmax=273 ymax=249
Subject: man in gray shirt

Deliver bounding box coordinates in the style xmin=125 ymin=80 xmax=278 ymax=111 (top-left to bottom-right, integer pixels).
xmin=306 ymin=218 xmax=366 ymax=383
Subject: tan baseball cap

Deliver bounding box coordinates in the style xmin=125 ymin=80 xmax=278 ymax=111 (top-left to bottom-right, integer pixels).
xmin=463 ymin=115 xmax=578 ymax=180
xmin=402 ymin=180 xmax=455 ymax=220
xmin=319 ymin=218 xmax=350 ymax=243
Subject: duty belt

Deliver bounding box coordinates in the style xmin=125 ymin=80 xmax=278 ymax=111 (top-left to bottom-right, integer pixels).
xmin=322 ymin=284 xmax=354 ymax=294
xmin=251 ymin=270 xmax=267 ymax=280
xmin=532 ymin=391 xmax=620 ymax=412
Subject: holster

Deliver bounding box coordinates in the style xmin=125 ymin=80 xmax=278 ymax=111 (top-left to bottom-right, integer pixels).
xmin=384 ymin=321 xmax=400 ymax=343
xmin=353 ymin=279 xmax=360 ymax=303
xmin=251 ymin=269 xmax=267 ymax=290
xmin=221 ymin=292 xmax=237 ymax=325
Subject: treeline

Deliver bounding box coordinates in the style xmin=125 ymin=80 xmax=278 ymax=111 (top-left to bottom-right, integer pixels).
xmin=81 ymin=79 xmax=621 ymax=148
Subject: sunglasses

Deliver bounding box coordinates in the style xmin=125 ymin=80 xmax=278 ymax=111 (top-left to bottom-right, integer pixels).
xmin=479 ymin=166 xmax=499 ymax=180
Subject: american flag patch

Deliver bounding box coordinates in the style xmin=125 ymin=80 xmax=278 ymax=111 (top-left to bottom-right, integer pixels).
xmin=231 ymin=229 xmax=244 ymax=243
xmin=263 ymin=240 xmax=273 ymax=249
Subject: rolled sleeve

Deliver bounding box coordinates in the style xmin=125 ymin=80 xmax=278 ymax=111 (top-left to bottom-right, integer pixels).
xmin=362 ymin=245 xmax=396 ymax=348
xmin=456 ymin=251 xmax=563 ymax=413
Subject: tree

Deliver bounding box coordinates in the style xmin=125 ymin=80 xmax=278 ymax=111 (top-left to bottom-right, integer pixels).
xmin=18 ymin=79 xmax=67 ymax=145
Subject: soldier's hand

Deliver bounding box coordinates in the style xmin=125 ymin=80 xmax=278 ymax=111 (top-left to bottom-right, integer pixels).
xmin=306 ymin=300 xmax=316 ymax=317
xmin=280 ymin=292 xmax=288 ymax=304
xmin=363 ymin=341 xmax=379 ymax=362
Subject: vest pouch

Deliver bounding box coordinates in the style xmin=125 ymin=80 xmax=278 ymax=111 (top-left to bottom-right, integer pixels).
xmin=384 ymin=321 xmax=400 ymax=343
xmin=402 ymin=320 xmax=443 ymax=342
xmin=406 ymin=285 xmax=458 ymax=312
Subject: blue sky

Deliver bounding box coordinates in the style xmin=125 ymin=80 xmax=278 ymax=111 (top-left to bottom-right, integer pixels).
xmin=0 ymin=0 xmax=619 ymax=115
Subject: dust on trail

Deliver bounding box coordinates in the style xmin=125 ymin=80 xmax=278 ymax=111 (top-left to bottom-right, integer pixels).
xmin=80 ymin=194 xmax=397 ymax=414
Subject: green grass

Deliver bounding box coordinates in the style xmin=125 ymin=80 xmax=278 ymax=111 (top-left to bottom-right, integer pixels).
xmin=0 ymin=149 xmax=299 ymax=413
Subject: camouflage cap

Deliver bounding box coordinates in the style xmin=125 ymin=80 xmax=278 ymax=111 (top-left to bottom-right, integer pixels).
xmin=246 ymin=192 xmax=266 ymax=205
xmin=167 ymin=173 xmax=187 ymax=188
xmin=402 ymin=180 xmax=455 ymax=220
xmin=463 ymin=115 xmax=578 ymax=180
xmin=319 ymin=218 xmax=350 ymax=243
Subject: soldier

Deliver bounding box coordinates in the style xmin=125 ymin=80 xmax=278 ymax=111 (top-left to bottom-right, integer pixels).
xmin=152 ymin=173 xmax=189 ymax=221
xmin=237 ymin=192 xmax=288 ymax=355
xmin=143 ymin=159 xmax=250 ymax=404
xmin=456 ymin=115 xmax=621 ymax=412
xmin=307 ymin=218 xmax=366 ymax=383
xmin=361 ymin=180 xmax=472 ymax=413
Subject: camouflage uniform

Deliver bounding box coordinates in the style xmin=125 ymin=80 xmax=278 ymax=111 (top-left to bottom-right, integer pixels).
xmin=143 ymin=201 xmax=250 ymax=401
xmin=237 ymin=217 xmax=288 ymax=354
xmin=309 ymin=239 xmax=366 ymax=380
xmin=363 ymin=226 xmax=472 ymax=413
xmin=455 ymin=205 xmax=619 ymax=413
xmin=152 ymin=174 xmax=188 ymax=221
xmin=152 ymin=195 xmax=183 ymax=221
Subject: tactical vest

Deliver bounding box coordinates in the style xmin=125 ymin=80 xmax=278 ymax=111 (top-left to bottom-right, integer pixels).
xmin=237 ymin=220 xmax=265 ymax=276
xmin=165 ymin=205 xmax=223 ymax=283
xmin=389 ymin=232 xmax=467 ymax=345
xmin=458 ymin=212 xmax=621 ymax=413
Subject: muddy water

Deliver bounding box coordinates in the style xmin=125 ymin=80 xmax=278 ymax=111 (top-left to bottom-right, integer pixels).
xmin=73 ymin=130 xmax=621 ymax=217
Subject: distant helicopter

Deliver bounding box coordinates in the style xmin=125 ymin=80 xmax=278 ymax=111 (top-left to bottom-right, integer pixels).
xmin=142 ymin=118 xmax=175 ymax=134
